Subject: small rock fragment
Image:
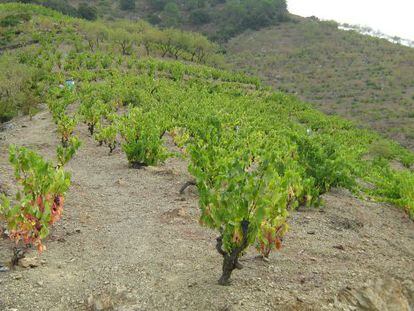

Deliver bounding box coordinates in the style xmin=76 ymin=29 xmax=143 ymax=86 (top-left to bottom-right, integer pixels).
xmin=1 ymin=227 xmax=9 ymax=238
xmin=188 ymin=282 xmax=197 ymax=288
xmin=14 ymin=273 xmax=22 ymax=280
xmin=177 ymin=208 xmax=186 ymax=217
xmin=18 ymin=257 xmax=39 ymax=268
xmin=115 ymin=179 xmax=126 ymax=186
xmin=333 ymin=245 xmax=345 ymax=251
xmin=87 ymin=294 xmax=112 ymax=311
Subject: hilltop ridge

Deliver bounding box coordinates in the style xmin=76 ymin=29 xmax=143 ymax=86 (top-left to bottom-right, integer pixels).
xmin=0 ymin=0 xmax=289 ymax=40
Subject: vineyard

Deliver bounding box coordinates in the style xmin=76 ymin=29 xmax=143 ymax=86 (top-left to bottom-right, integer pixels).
xmin=0 ymin=3 xmax=414 ymax=310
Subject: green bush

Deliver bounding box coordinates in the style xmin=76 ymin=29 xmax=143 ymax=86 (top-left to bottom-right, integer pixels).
xmin=368 ymin=140 xmax=395 ymax=160
xmin=119 ymin=0 xmax=135 ymax=10
xmin=296 ymin=135 xmax=356 ymax=197
xmin=78 ymin=3 xmax=97 ymax=21
xmin=148 ymin=0 xmax=168 ymax=11
xmin=161 ymin=2 xmax=181 ymax=27
xmin=13 ymin=0 xmax=79 ymax=17
xmin=119 ymin=108 xmax=169 ymax=167
xmin=94 ymin=122 xmax=118 ymax=154
xmin=189 ymin=9 xmax=211 ymax=25
xmin=0 ymin=13 xmax=31 ymax=27
xmin=0 ymin=56 xmax=42 ymax=122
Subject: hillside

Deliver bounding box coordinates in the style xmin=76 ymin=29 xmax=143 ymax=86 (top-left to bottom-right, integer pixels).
xmin=226 ymin=17 xmax=414 ymax=150
xmin=11 ymin=1 xmax=414 ymax=152
xmin=1 ymin=0 xmax=289 ymax=40
xmin=0 ymin=3 xmax=414 ymax=310
xmin=0 ymin=3 xmax=220 ymax=122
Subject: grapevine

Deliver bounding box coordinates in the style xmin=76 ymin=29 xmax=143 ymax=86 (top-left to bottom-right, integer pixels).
xmin=0 ymin=146 xmax=71 ymax=253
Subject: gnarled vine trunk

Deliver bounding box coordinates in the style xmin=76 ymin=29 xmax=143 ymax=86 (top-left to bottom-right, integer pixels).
xmin=216 ymin=220 xmax=249 ymax=285
xmin=11 ymin=247 xmax=26 ymax=268
xmin=130 ymin=162 xmax=147 ymax=169
xmin=179 ymin=180 xmax=196 ymax=194
xmin=88 ymin=123 xmax=95 ymax=135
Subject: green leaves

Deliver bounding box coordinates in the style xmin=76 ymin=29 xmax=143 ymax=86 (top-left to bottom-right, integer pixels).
xmin=94 ymin=123 xmax=118 ymax=153
xmin=294 ymin=133 xmax=356 ymax=203
xmin=188 ymin=118 xmax=290 ymax=256
xmin=57 ymin=136 xmax=81 ymax=167
xmin=78 ymin=99 xmax=109 ymax=135
xmin=0 ymin=194 xmax=10 ymax=217
xmin=119 ymin=107 xmax=170 ymax=167
xmin=2 ymin=145 xmax=72 ymax=252
xmin=57 ymin=114 xmax=77 ymax=146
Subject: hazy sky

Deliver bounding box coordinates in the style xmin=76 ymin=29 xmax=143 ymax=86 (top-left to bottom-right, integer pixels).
xmin=288 ymin=0 xmax=414 ymax=40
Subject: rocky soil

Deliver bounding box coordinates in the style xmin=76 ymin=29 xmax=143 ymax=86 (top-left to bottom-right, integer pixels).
xmin=0 ymin=110 xmax=413 ymax=311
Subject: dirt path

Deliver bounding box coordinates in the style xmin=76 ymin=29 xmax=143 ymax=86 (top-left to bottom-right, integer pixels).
xmin=0 ymin=110 xmax=413 ymax=311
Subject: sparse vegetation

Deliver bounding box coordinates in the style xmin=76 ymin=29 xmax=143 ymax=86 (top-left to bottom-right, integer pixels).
xmin=226 ymin=18 xmax=414 ymax=150
xmin=0 ymin=55 xmax=44 ymax=122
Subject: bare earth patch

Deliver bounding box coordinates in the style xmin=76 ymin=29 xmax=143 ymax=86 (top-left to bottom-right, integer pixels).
xmin=0 ymin=111 xmax=413 ymax=310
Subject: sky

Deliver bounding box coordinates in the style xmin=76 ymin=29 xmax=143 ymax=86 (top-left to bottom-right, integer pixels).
xmin=288 ymin=0 xmax=414 ymax=41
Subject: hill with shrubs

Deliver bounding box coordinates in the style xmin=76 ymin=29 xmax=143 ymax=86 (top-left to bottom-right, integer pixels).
xmin=226 ymin=17 xmax=414 ymax=150
xmin=1 ymin=0 xmax=289 ymax=41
